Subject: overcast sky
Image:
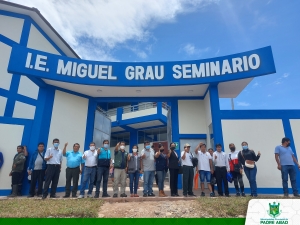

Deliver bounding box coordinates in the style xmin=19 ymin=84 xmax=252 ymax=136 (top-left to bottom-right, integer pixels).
xmin=9 ymin=0 xmax=300 ymax=109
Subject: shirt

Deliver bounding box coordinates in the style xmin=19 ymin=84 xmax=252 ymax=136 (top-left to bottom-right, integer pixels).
xmin=141 ymin=148 xmax=155 ymax=171
xmin=213 ymin=151 xmax=229 ymax=171
xmin=45 ymin=147 xmax=63 ymax=165
xmin=181 ymin=151 xmax=193 ymax=167
xmin=64 ymin=151 xmax=84 ymax=168
xmin=197 ymin=151 xmax=212 ymax=171
xmin=275 ymin=145 xmax=294 ymax=166
xmin=83 ymin=150 xmax=98 ymax=167
xmin=34 ymin=153 xmax=44 ymax=170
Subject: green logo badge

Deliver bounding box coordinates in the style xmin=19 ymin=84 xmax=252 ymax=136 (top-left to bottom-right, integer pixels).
xmin=267 ymin=202 xmax=282 ymax=218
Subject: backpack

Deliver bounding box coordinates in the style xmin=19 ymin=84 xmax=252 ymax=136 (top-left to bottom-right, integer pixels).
xmin=191 ymin=153 xmax=198 ymax=168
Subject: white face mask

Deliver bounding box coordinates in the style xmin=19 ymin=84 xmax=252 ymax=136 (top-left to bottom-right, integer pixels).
xmin=132 ymin=148 xmax=137 ymax=153
xmin=120 ymin=145 xmax=125 ymax=150
xmin=90 ymin=146 xmax=95 ymax=151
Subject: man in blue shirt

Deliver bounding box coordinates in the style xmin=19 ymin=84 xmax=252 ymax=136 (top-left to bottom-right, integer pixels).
xmin=63 ymin=142 xmax=84 ymax=198
xmin=275 ymin=137 xmax=300 ymax=197
xmin=94 ymin=140 xmax=111 ymax=198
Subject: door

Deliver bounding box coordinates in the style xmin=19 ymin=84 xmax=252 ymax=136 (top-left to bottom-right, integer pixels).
xmin=93 ymin=110 xmax=111 ymax=148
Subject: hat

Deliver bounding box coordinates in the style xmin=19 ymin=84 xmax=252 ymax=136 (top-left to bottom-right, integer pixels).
xmin=184 ymin=143 xmax=191 ymax=147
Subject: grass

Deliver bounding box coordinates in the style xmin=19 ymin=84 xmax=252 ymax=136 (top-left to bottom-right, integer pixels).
xmin=0 ymin=198 xmax=104 ymax=218
xmin=195 ymin=196 xmax=290 ymax=218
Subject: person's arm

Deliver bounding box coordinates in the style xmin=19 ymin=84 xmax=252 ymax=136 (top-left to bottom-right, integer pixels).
xmin=44 ymin=148 xmax=52 ymax=161
xmin=181 ymin=151 xmax=186 ymax=160
xmin=194 ymin=143 xmax=202 ymax=155
xmin=141 ymin=150 xmax=146 ymax=159
xmin=140 ymin=157 xmax=144 ymax=173
xmin=275 ymin=153 xmax=281 ymax=170
xmin=225 ymin=154 xmax=230 ymax=172
xmin=127 ymin=153 xmax=131 ymax=161
xmin=155 ymin=151 xmax=160 ymax=158
xmin=292 ymin=155 xmax=300 ymax=169
xmin=14 ymin=154 xmax=26 ymax=166
xmin=238 ymin=152 xmax=243 ymax=172
xmin=23 ymin=146 xmax=28 ymax=157
xmin=167 ymin=150 xmax=171 ymax=158
xmin=63 ymin=143 xmax=68 ymax=156
xmin=80 ymin=163 xmax=84 ymax=174
xmin=209 ymin=159 xmax=214 ymax=174
xmin=115 ymin=142 xmax=120 ymax=152
xmin=252 ymin=150 xmax=261 ymax=161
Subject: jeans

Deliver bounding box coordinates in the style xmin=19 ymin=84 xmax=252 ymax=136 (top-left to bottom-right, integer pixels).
xmin=156 ymin=170 xmax=166 ymax=190
xmin=95 ymin=166 xmax=109 ymax=195
xmin=80 ymin=166 xmax=96 ymax=195
xmin=244 ymin=165 xmax=257 ymax=196
xmin=199 ymin=170 xmax=211 ymax=183
xmin=281 ymin=165 xmax=298 ymax=195
xmin=182 ymin=165 xmax=194 ymax=195
xmin=169 ymin=168 xmax=179 ymax=195
xmin=143 ymin=171 xmax=155 ymax=194
xmin=129 ymin=171 xmax=140 ymax=194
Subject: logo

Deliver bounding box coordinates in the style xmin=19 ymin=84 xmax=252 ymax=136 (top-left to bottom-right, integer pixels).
xmin=267 ymin=202 xmax=282 ymax=218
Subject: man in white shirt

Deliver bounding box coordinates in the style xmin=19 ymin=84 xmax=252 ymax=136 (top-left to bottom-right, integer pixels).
xmin=213 ymin=143 xmax=230 ymax=197
xmin=181 ymin=143 xmax=196 ymax=197
xmin=42 ymin=138 xmax=63 ymax=199
xmin=195 ymin=143 xmax=214 ymax=197
xmin=78 ymin=142 xmax=98 ymax=198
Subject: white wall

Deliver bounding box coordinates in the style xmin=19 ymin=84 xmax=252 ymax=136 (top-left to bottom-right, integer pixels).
xmin=13 ymin=101 xmax=36 ymax=120
xmin=204 ymin=91 xmax=212 ymax=126
xmin=222 ymin=119 xmax=285 ymax=188
xmin=0 ymin=43 xmax=13 ymax=91
xmin=47 ymin=90 xmax=89 ymax=187
xmin=122 ymin=108 xmax=157 ymax=120
xmin=0 ymin=124 xmax=24 ymax=189
xmin=0 ymin=15 xmax=24 ymax=43
xmin=17 ymin=76 xmax=39 ymax=100
xmin=0 ymin=96 xmax=7 ymax=116
xmin=290 ymin=119 xmax=300 ymax=157
xmin=178 ymin=100 xmax=207 ymax=134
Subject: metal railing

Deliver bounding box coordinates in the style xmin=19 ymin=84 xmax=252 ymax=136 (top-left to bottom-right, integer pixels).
xmin=96 ymin=106 xmax=111 ymax=119
xmin=105 ymin=102 xmax=170 ymax=117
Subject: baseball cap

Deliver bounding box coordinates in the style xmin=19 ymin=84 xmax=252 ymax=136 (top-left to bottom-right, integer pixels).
xmin=184 ymin=143 xmax=191 ymax=147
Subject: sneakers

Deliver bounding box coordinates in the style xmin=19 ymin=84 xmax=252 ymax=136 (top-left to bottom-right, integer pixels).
xmin=236 ymin=192 xmax=241 ymax=197
xmin=188 ymin=193 xmax=196 ymax=197
xmin=201 ymin=192 xmax=205 ymax=197
xmin=293 ymin=193 xmax=300 ymax=197
xmin=63 ymin=195 xmax=70 ymax=198
xmin=143 ymin=193 xmax=148 ymax=197
xmin=50 ymin=195 xmax=60 ymax=198
xmin=87 ymin=194 xmax=93 ymax=198
xmin=94 ymin=194 xmax=99 ymax=198
xmin=102 ymin=194 xmax=111 ymax=198
xmin=183 ymin=194 xmax=188 ymax=197
xmin=113 ymin=194 xmax=118 ymax=198
xmin=78 ymin=195 xmax=84 ymax=199
xmin=120 ymin=193 xmax=127 ymax=197
xmin=210 ymin=192 xmax=215 ymax=197
xmin=148 ymin=193 xmax=155 ymax=197
xmin=225 ymin=194 xmax=231 ymax=197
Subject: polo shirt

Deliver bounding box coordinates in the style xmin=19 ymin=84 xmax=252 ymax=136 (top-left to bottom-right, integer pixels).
xmin=83 ymin=150 xmax=97 ymax=167
xmin=181 ymin=151 xmax=193 ymax=167
xmin=141 ymin=148 xmax=155 ymax=171
xmin=64 ymin=151 xmax=84 ymax=168
xmin=98 ymin=148 xmax=111 ymax=159
xmin=275 ymin=145 xmax=294 ymax=166
xmin=197 ymin=151 xmax=212 ymax=171
xmin=45 ymin=147 xmax=63 ymax=165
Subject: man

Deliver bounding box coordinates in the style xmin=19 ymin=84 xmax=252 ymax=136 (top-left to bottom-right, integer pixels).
xmin=195 ymin=143 xmax=214 ymax=197
xmin=42 ymin=138 xmax=63 ymax=199
xmin=228 ymin=143 xmax=245 ymax=197
xmin=213 ymin=143 xmax=230 ymax=197
xmin=181 ymin=143 xmax=196 ymax=197
xmin=63 ymin=143 xmax=84 ymax=198
xmin=95 ymin=140 xmax=111 ymax=198
xmin=28 ymin=142 xmax=47 ymax=197
xmin=8 ymin=145 xmax=26 ymax=197
xmin=141 ymin=141 xmax=155 ymax=197
xmin=113 ymin=141 xmax=128 ymax=198
xmin=78 ymin=142 xmax=98 ymax=198
xmin=275 ymin=137 xmax=300 ymax=197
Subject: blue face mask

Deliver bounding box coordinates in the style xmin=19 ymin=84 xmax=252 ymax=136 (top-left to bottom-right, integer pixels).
xmin=145 ymin=145 xmax=150 ymax=150
xmin=103 ymin=144 xmax=109 ymax=149
xmin=53 ymin=143 xmax=59 ymax=148
xmin=242 ymin=145 xmax=248 ymax=150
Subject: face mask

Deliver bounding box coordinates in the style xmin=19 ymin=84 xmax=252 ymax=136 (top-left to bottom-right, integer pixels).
xmin=287 ymin=143 xmax=290 ymax=147
xmin=120 ymin=145 xmax=125 ymax=150
xmin=242 ymin=145 xmax=248 ymax=150
xmin=103 ymin=144 xmax=109 ymax=149
xmin=53 ymin=143 xmax=59 ymax=148
xmin=160 ymin=149 xmax=164 ymax=152
xmin=170 ymin=147 xmax=175 ymax=150
xmin=145 ymin=145 xmax=150 ymax=150
xmin=90 ymin=146 xmax=95 ymax=151
xmin=132 ymin=148 xmax=137 ymax=153
xmin=230 ymin=147 xmax=236 ymax=151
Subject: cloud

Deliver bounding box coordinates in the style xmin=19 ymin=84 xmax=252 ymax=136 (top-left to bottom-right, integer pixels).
xmin=252 ymin=82 xmax=259 ymax=88
xmin=9 ymin=0 xmax=218 ymax=60
xmin=283 ymin=73 xmax=289 ymax=78
xmin=215 ymin=49 xmax=220 ymax=56
xmin=180 ymin=43 xmax=210 ymax=56
xmin=237 ymin=101 xmax=250 ymax=107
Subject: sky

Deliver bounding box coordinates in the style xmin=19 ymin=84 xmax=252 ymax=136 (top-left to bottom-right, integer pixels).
xmin=9 ymin=0 xmax=300 ymax=110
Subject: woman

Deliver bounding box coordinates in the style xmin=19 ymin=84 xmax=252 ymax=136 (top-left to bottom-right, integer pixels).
xmin=155 ymin=143 xmax=168 ymax=197
xmin=167 ymin=142 xmax=180 ymax=197
xmin=127 ymin=145 xmax=141 ymax=197
xmin=238 ymin=141 xmax=261 ymax=197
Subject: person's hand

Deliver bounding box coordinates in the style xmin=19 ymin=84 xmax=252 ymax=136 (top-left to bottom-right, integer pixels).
xmin=83 ymin=153 xmax=87 ymax=159
xmin=49 ymin=154 xmax=53 ymax=159
xmin=195 ymin=169 xmax=198 ymax=174
xmin=277 ymin=165 xmax=281 ymax=170
xmin=28 ymin=170 xmax=32 ymax=175
xmin=97 ymin=148 xmax=101 ymax=154
xmin=125 ymin=167 xmax=128 ymax=173
xmin=139 ymin=170 xmax=143 ymax=174
xmin=214 ymin=155 xmax=217 ymax=159
xmin=9 ymin=172 xmax=12 ymax=176
xmin=257 ymin=151 xmax=261 ymax=156
xmin=211 ymin=169 xmax=214 ymax=174
xmin=13 ymin=164 xmax=16 ymax=168
xmin=64 ymin=142 xmax=68 ymax=147
xmin=240 ymin=169 xmax=243 ymax=175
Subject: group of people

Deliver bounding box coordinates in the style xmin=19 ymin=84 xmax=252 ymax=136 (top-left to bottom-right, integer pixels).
xmin=6 ymin=137 xmax=300 ymax=198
